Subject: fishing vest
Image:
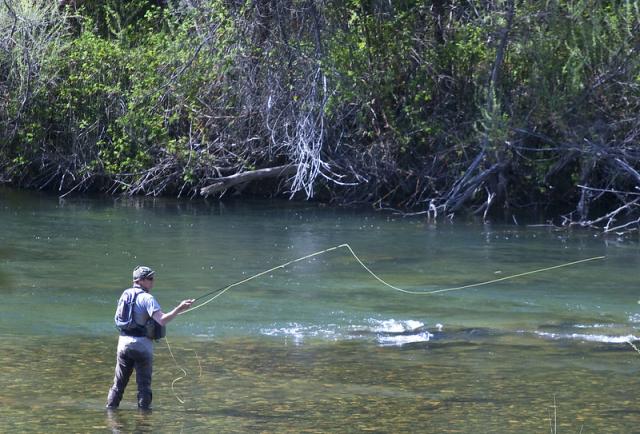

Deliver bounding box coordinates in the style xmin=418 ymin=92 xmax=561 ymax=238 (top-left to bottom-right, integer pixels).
xmin=114 ymin=287 xmax=166 ymax=340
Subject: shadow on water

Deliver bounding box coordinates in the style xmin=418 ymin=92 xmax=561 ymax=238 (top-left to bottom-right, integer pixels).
xmin=105 ymin=409 xmax=155 ymax=434
xmin=0 ymin=248 xmax=12 ymax=289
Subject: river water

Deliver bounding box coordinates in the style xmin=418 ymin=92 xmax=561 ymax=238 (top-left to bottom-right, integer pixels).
xmin=0 ymin=187 xmax=639 ymax=432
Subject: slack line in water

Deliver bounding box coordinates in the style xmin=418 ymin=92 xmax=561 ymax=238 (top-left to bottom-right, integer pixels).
xmin=179 ymin=244 xmax=606 ymax=315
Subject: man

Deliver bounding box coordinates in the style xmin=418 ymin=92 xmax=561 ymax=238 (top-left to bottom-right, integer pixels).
xmin=106 ymin=266 xmax=194 ymax=410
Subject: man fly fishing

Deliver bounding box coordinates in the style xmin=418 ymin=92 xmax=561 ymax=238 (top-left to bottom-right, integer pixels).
xmin=106 ymin=266 xmax=194 ymax=410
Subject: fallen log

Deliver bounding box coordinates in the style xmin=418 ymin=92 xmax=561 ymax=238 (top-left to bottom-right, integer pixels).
xmin=200 ymin=164 xmax=297 ymax=196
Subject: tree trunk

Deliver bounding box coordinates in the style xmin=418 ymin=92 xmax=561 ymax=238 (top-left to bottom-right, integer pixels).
xmin=200 ymin=165 xmax=297 ymax=196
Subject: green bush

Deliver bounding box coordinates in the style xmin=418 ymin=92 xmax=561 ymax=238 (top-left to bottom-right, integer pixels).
xmin=1 ymin=0 xmax=638 ymax=221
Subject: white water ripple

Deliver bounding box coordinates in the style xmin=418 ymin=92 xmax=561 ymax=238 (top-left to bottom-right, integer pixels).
xmin=535 ymin=331 xmax=639 ymax=344
xmin=259 ymin=318 xmax=440 ymax=346
xmin=365 ymin=319 xmax=435 ymax=346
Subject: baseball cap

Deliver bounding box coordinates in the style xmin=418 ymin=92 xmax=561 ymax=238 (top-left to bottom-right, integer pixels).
xmin=133 ymin=266 xmax=156 ymax=281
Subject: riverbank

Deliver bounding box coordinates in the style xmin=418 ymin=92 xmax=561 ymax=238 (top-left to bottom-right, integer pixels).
xmin=2 ymin=1 xmax=640 ymax=229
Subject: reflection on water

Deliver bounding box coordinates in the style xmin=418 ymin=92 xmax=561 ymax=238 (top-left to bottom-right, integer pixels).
xmin=1 ymin=188 xmax=640 ymax=432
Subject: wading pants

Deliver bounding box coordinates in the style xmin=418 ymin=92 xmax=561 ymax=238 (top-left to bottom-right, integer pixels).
xmin=106 ymin=347 xmax=153 ymax=409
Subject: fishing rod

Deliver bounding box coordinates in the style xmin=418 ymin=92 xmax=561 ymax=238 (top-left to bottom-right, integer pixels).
xmin=192 ymin=280 xmax=243 ymax=303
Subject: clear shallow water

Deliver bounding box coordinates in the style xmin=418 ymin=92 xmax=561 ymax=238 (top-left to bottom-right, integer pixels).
xmin=1 ymin=187 xmax=639 ymax=432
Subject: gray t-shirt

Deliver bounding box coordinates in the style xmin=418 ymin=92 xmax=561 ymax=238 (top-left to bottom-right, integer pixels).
xmin=132 ymin=291 xmax=162 ymax=327
xmin=117 ymin=287 xmax=162 ymax=354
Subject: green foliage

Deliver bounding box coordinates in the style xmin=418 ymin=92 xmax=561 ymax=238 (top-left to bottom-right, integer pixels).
xmin=325 ymin=1 xmax=437 ymax=149
xmin=502 ymin=0 xmax=640 ymax=193
xmin=0 ymin=0 xmax=69 ymax=156
xmin=3 ymin=0 xmax=236 ymax=188
xmin=1 ymin=0 xmax=639 ymax=215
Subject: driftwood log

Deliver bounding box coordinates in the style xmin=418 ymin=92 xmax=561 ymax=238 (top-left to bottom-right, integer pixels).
xmin=200 ymin=165 xmax=297 ymax=196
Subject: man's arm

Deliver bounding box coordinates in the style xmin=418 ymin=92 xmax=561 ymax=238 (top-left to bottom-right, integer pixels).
xmin=152 ymin=299 xmax=194 ymax=326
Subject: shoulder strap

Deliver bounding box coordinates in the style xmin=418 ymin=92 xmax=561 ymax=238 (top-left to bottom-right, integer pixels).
xmin=124 ymin=287 xmax=145 ymax=301
xmin=131 ymin=289 xmax=141 ymax=303
xmin=124 ymin=287 xmax=146 ymax=326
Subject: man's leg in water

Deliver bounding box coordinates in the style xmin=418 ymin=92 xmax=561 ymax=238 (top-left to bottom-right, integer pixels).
xmin=106 ymin=350 xmax=135 ymax=408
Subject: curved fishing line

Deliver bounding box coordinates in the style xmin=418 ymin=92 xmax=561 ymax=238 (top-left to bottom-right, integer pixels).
xmin=164 ymin=339 xmax=204 ymax=404
xmin=164 ymin=336 xmax=187 ymax=404
xmin=181 ymin=243 xmax=606 ymax=313
xmin=168 ymin=244 xmax=605 ymax=403
xmin=342 ymin=244 xmax=605 ymax=294
xmin=180 ymin=244 xmax=346 ymax=315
